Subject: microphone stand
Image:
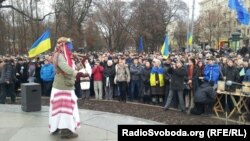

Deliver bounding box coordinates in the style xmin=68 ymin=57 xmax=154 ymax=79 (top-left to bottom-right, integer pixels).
xmin=223 ymin=78 xmax=228 ymax=125
xmin=226 ymin=82 xmax=236 ymax=125
xmin=220 ymin=71 xmax=228 ymax=125
xmin=225 ymin=80 xmax=232 ymax=125
xmin=225 ymin=84 xmax=229 ymax=125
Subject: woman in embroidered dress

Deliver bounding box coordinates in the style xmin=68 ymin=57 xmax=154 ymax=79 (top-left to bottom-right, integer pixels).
xmin=49 ymin=37 xmax=80 ymax=139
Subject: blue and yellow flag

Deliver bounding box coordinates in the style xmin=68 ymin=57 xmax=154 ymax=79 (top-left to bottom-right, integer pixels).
xmin=228 ymin=0 xmax=250 ymax=25
xmin=188 ymin=32 xmax=193 ymax=46
xmin=161 ymin=34 xmax=169 ymax=59
xmin=139 ymin=36 xmax=143 ymax=53
xmin=28 ymin=30 xmax=51 ymax=58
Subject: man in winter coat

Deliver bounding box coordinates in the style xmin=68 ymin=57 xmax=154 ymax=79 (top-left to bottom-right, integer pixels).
xmin=130 ymin=57 xmax=143 ymax=101
xmin=15 ymin=58 xmax=28 ymax=92
xmin=163 ymin=60 xmax=186 ymax=112
xmin=223 ymin=59 xmax=239 ymax=91
xmin=0 ymin=56 xmax=16 ymax=104
xmin=191 ymin=81 xmax=216 ymax=116
xmin=162 ymin=58 xmax=171 ymax=104
xmin=204 ymin=56 xmax=220 ymax=88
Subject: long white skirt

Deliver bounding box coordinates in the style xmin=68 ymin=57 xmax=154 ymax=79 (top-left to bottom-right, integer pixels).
xmin=49 ymin=88 xmax=80 ymax=133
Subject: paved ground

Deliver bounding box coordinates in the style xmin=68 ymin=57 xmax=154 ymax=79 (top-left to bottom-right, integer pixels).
xmin=0 ymin=105 xmax=161 ymax=141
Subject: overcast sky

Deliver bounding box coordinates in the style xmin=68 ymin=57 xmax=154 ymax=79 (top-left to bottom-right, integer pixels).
xmin=120 ymin=0 xmax=200 ymax=18
xmin=182 ymin=0 xmax=200 ymax=19
xmin=123 ymin=0 xmax=201 ymax=18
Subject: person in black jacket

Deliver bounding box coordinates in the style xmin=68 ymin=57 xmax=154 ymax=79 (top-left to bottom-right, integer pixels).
xmin=0 ymin=56 xmax=16 ymax=104
xmin=15 ymin=58 xmax=28 ymax=93
xmin=163 ymin=60 xmax=186 ymax=112
xmin=163 ymin=58 xmax=171 ymax=104
xmin=34 ymin=57 xmax=43 ymax=84
xmin=141 ymin=61 xmax=151 ymax=104
xmin=103 ymin=60 xmax=116 ymax=100
xmin=223 ymin=59 xmax=239 ymax=91
xmin=191 ymin=81 xmax=216 ymax=116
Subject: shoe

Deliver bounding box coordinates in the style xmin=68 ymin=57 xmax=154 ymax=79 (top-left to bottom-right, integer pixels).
xmin=61 ymin=132 xmax=78 ymax=139
xmin=163 ymin=107 xmax=169 ymax=111
xmin=201 ymin=113 xmax=213 ymax=117
xmin=60 ymin=129 xmax=78 ymax=139
xmin=181 ymin=110 xmax=187 ymax=114
xmin=51 ymin=129 xmax=60 ymax=135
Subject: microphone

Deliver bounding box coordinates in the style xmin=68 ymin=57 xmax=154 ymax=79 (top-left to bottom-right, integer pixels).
xmin=226 ymin=81 xmax=245 ymax=87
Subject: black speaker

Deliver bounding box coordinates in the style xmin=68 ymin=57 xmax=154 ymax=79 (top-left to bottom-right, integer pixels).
xmin=21 ymin=83 xmax=41 ymax=112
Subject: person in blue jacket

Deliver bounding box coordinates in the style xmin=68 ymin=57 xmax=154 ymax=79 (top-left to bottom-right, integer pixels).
xmin=204 ymin=56 xmax=220 ymax=89
xmin=40 ymin=59 xmax=55 ymax=96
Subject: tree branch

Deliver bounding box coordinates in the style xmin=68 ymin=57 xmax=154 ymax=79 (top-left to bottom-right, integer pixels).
xmin=0 ymin=4 xmax=56 ymax=21
xmin=0 ymin=0 xmax=5 ymax=5
xmin=77 ymin=0 xmax=92 ymax=28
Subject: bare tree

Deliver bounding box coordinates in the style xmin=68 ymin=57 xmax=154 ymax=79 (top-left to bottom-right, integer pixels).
xmin=53 ymin=0 xmax=92 ymax=48
xmin=0 ymin=0 xmax=93 ymax=54
xmin=0 ymin=0 xmax=189 ymax=54
xmin=173 ymin=20 xmax=188 ymax=49
xmin=94 ymin=0 xmax=131 ymax=51
xmin=126 ymin=0 xmax=188 ymax=52
xmin=0 ymin=13 xmax=9 ymax=54
xmin=0 ymin=0 xmax=56 ymax=21
xmin=197 ymin=7 xmax=224 ymax=48
xmin=84 ymin=19 xmax=105 ymax=51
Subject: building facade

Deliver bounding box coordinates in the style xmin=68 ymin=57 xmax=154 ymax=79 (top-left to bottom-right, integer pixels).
xmin=199 ymin=0 xmax=250 ymax=49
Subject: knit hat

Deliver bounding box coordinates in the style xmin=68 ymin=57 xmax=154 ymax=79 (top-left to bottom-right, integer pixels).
xmin=206 ymin=56 xmax=215 ymax=61
xmin=177 ymin=60 xmax=184 ymax=65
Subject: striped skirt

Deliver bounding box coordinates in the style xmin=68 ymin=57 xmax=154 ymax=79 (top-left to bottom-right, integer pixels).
xmin=49 ymin=88 xmax=80 ymax=133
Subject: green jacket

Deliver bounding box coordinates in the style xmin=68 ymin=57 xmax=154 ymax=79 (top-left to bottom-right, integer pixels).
xmin=52 ymin=53 xmax=76 ymax=90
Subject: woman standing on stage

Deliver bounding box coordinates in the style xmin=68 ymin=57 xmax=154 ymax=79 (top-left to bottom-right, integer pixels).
xmin=49 ymin=37 xmax=80 ymax=139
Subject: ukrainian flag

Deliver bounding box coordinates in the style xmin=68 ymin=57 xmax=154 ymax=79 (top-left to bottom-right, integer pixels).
xmin=28 ymin=30 xmax=51 ymax=58
xmin=188 ymin=32 xmax=193 ymax=46
xmin=161 ymin=34 xmax=169 ymax=59
xmin=139 ymin=36 xmax=143 ymax=53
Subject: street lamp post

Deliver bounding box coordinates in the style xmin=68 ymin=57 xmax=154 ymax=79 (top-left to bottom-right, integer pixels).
xmin=231 ymin=31 xmax=241 ymax=52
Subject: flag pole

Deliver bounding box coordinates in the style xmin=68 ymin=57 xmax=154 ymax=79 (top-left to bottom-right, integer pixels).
xmin=190 ymin=0 xmax=195 ymax=52
xmin=165 ymin=22 xmax=168 ymax=52
xmin=186 ymin=5 xmax=190 ymax=51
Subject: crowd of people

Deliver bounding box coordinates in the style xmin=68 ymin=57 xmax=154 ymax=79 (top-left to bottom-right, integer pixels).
xmin=0 ymin=47 xmax=250 ymax=116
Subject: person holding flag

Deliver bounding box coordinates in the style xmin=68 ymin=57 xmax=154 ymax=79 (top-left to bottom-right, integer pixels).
xmin=161 ymin=33 xmax=186 ymax=112
xmin=148 ymin=34 xmax=170 ymax=105
xmin=49 ymin=37 xmax=80 ymax=139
